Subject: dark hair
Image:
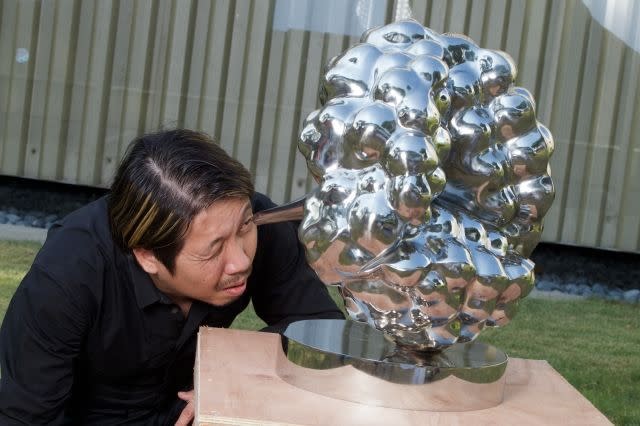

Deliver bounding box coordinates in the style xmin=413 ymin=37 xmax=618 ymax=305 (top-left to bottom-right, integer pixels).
xmin=108 ymin=129 xmax=254 ymax=273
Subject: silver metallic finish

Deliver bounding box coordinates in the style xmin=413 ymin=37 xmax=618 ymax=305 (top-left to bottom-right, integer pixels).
xmin=252 ymin=195 xmax=305 ymax=226
xmin=276 ymin=319 xmax=507 ymax=411
xmin=296 ymin=20 xmax=555 ymax=351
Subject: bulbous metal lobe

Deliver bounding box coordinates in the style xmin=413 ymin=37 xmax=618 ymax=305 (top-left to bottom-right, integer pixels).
xmin=371 ymin=51 xmax=414 ymax=83
xmin=375 ymin=233 xmax=432 ymax=287
xmin=502 ymin=255 xmax=535 ymax=299
xmin=344 ymin=279 xmax=413 ymax=326
xmin=504 ymin=129 xmax=554 ymax=178
xmin=409 ymin=54 xmax=449 ymax=86
xmin=486 ymin=229 xmax=509 ymax=257
xmin=307 ymin=238 xmax=350 ymax=284
xmin=298 ymin=101 xmax=357 ymax=178
xmin=387 ymin=174 xmax=433 ymax=225
xmin=478 ymin=50 xmax=517 ymax=102
xmin=406 ymin=39 xmax=445 ymax=58
xmin=487 ymin=299 xmax=519 ymax=327
xmin=355 ymin=164 xmax=386 ymax=194
xmin=426 ymin=203 xmax=462 ymax=237
xmin=503 ymin=220 xmax=543 ymax=257
xmin=414 ymin=271 xmax=464 ymax=320
xmin=299 ymin=173 xmax=357 ymax=266
xmin=449 ymin=106 xmax=494 ymax=153
xmin=374 ymin=68 xmax=438 ymax=136
xmin=439 ymin=34 xmax=479 ymax=66
xmin=476 ymin=185 xmax=518 ymax=226
xmin=318 ymin=170 xmax=359 ymax=205
xmin=384 ymin=132 xmax=440 ymax=176
xmin=446 ymin=62 xmax=483 ymax=109
xmin=457 ymin=320 xmax=485 ymax=343
xmin=513 ymin=175 xmax=555 ymax=226
xmin=348 ymin=191 xmax=401 ymax=255
xmin=344 ymin=101 xmax=397 ymax=166
xmin=361 ymin=20 xmax=428 ymax=51
xmin=538 ymin=122 xmax=554 ymax=155
xmin=490 ymin=90 xmax=537 ymax=140
xmin=321 ymin=44 xmax=383 ymax=101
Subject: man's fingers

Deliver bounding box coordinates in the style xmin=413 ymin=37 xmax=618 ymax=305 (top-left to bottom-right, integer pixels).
xmin=174 ymin=399 xmax=195 ymax=426
xmin=177 ymin=390 xmax=193 ymax=401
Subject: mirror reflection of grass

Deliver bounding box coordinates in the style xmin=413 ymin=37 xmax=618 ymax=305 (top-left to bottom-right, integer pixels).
xmin=0 ymin=240 xmax=637 ymax=425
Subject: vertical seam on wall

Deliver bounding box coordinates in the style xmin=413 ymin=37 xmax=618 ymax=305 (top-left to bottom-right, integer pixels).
xmin=443 ymin=0 xmax=452 ymax=32
xmin=596 ymin=40 xmax=626 ymax=247
xmin=197 ymin=1 xmax=215 ymax=129
xmin=39 ymin=3 xmax=60 ymax=177
xmin=533 ymin=0 xmax=552 ymax=102
xmin=232 ymin=0 xmax=255 ymax=159
xmin=249 ymin=0 xmax=275 ymax=177
xmin=555 ymin=13 xmax=590 ymax=242
xmin=1 ymin=3 xmax=17 ymax=169
xmin=139 ymin=1 xmax=159 ymax=133
xmin=516 ymin=0 xmax=529 ymax=69
xmin=499 ymin=0 xmax=512 ymax=51
xmin=78 ymin=2 xmax=98 ymax=179
xmin=159 ymin=0 xmax=177 ymax=128
xmin=463 ymin=0 xmax=472 ymax=36
xmin=57 ymin=0 xmax=81 ymax=180
xmin=116 ymin=0 xmax=136 ymax=165
xmin=266 ymin=30 xmax=289 ymax=197
xmin=575 ymin=30 xmax=608 ymax=243
xmin=178 ymin=0 xmax=197 ymax=128
xmin=479 ymin=0 xmax=491 ymax=47
xmin=284 ymin=30 xmax=311 ymax=202
xmin=93 ymin=0 xmax=120 ymax=185
xmin=620 ymin=54 xmax=640 ymax=249
xmin=213 ymin=1 xmax=235 ymax=145
xmin=18 ymin=1 xmax=42 ymax=176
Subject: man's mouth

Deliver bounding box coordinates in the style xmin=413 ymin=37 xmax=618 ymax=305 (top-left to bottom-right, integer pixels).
xmin=220 ymin=277 xmax=248 ymax=296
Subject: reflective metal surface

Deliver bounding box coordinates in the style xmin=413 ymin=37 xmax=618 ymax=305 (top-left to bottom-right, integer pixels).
xmin=253 ymin=195 xmax=305 ymax=225
xmin=296 ymin=19 xmax=555 ymax=351
xmin=277 ymin=319 xmax=507 ymax=411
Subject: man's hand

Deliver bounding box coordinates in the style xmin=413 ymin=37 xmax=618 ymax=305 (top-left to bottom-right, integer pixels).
xmin=175 ymin=390 xmax=195 ymax=426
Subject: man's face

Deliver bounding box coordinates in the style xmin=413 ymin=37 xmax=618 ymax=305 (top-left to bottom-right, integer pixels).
xmin=150 ymin=197 xmax=257 ymax=307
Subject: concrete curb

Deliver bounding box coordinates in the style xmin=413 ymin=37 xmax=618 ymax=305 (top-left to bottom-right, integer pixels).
xmin=0 ymin=224 xmax=47 ymax=243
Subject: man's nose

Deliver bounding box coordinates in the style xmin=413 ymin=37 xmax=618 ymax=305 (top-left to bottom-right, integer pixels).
xmin=224 ymin=238 xmax=251 ymax=275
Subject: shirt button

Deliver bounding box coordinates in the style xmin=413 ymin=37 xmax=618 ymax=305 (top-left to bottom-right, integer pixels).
xmin=170 ymin=306 xmax=180 ymax=315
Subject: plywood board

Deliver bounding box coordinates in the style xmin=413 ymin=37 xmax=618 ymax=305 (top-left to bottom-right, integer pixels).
xmin=194 ymin=327 xmax=611 ymax=426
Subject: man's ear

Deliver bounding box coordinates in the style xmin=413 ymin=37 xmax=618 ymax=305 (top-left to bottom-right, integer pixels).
xmin=132 ymin=248 xmax=161 ymax=275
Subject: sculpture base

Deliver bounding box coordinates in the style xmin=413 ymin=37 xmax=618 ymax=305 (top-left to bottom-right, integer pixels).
xmin=194 ymin=327 xmax=612 ymax=425
xmin=277 ymin=319 xmax=507 ymax=411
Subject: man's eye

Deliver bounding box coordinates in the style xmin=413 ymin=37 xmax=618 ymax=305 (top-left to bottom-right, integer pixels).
xmin=240 ymin=217 xmax=254 ymax=233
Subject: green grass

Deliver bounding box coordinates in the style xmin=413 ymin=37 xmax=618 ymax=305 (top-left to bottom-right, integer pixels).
xmin=0 ymin=240 xmax=42 ymax=319
xmin=1 ymin=240 xmax=638 ymax=424
xmin=479 ymin=298 xmax=640 ymax=425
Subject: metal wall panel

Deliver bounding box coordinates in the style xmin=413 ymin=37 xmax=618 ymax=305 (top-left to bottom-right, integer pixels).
xmin=1 ymin=0 xmax=639 ymax=252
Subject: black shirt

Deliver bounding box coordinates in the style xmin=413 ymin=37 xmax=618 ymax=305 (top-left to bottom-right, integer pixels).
xmin=0 ymin=193 xmax=343 ymax=425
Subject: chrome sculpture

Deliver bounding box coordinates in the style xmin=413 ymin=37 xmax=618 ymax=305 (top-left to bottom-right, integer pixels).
xmin=257 ymin=19 xmax=555 ymax=352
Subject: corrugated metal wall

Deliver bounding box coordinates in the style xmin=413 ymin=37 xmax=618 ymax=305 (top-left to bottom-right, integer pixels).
xmin=1 ymin=0 xmax=639 ymax=253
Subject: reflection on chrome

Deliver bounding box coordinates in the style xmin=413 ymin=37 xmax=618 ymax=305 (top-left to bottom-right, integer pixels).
xmin=277 ymin=319 xmax=508 ymax=411
xmin=297 ymin=19 xmax=555 ymax=351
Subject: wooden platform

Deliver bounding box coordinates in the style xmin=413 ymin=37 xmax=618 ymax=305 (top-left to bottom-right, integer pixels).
xmin=194 ymin=327 xmax=612 ymax=425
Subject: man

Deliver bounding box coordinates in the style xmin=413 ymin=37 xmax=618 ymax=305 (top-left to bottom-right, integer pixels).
xmin=0 ymin=129 xmax=343 ymax=424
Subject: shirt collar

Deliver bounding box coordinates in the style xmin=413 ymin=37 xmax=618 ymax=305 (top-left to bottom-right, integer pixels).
xmin=126 ymin=253 xmax=172 ymax=309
